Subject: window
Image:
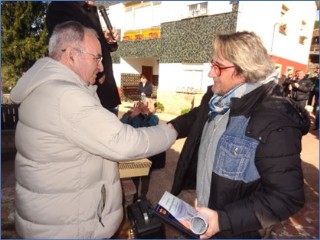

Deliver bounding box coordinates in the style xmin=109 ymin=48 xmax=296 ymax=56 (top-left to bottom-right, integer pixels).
xmin=279 ymin=23 xmax=287 ymax=35
xmin=188 ymin=2 xmax=208 ymax=17
xmin=176 ymin=65 xmax=206 ymax=92
xmin=123 ymin=1 xmax=161 ymax=32
xmin=281 ymin=4 xmax=289 ymax=12
xmin=312 ymin=36 xmax=319 ymax=45
xmin=299 ymin=20 xmax=307 ymax=45
xmin=275 ymin=64 xmax=282 ymax=78
xmin=279 ymin=4 xmax=289 ymax=35
xmin=286 ymin=66 xmax=294 ymax=75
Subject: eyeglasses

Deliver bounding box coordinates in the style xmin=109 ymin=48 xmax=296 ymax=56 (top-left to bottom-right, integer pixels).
xmin=210 ymin=59 xmax=235 ymax=77
xmin=74 ymin=48 xmax=103 ymax=65
xmin=62 ymin=48 xmax=103 ymax=65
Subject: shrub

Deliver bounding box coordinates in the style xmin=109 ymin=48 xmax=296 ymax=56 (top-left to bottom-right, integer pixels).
xmin=181 ymin=108 xmax=191 ymax=115
xmin=155 ymin=102 xmax=165 ymax=112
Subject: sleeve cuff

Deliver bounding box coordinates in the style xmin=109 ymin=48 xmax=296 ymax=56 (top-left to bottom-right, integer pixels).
xmin=217 ymin=210 xmax=231 ymax=231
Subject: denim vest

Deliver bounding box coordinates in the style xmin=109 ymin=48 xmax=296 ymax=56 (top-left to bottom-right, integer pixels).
xmin=213 ymin=115 xmax=260 ymax=183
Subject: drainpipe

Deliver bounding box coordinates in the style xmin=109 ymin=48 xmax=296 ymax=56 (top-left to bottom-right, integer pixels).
xmin=270 ymin=22 xmax=280 ymax=54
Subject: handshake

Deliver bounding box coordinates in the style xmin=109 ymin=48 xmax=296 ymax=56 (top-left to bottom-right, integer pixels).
xmin=131 ymin=101 xmax=151 ymax=118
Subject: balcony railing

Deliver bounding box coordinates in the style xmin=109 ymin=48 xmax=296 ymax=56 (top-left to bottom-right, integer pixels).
xmin=122 ymin=27 xmax=160 ymax=42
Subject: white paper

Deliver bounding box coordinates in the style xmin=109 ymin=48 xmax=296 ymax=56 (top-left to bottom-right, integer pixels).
xmin=158 ymin=191 xmax=208 ymax=234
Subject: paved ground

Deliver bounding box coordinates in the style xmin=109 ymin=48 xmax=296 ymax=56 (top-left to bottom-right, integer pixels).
xmin=1 ymin=102 xmax=319 ymax=239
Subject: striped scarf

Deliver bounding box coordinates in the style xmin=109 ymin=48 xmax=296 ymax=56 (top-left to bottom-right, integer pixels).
xmin=208 ymin=71 xmax=279 ymax=122
xmin=208 ymin=83 xmax=246 ymax=122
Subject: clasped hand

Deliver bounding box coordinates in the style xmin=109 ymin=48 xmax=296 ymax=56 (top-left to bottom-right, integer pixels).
xmin=131 ymin=101 xmax=150 ymax=118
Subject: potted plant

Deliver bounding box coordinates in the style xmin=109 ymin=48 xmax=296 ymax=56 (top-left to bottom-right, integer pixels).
xmin=299 ymin=35 xmax=307 ymax=44
xmin=279 ymin=23 xmax=287 ymax=35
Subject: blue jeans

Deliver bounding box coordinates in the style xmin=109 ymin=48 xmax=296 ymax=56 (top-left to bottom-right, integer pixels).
xmin=213 ymin=116 xmax=260 ymax=183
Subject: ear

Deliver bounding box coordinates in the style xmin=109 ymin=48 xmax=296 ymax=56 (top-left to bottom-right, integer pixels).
xmin=64 ymin=47 xmax=75 ymax=63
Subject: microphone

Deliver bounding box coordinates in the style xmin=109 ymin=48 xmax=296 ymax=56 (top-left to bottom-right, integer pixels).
xmin=98 ymin=5 xmax=118 ymax=52
xmin=99 ymin=5 xmax=116 ymax=41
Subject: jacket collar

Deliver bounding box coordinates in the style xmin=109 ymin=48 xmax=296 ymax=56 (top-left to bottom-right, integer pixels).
xmin=230 ymin=81 xmax=277 ymax=117
xmin=229 ymin=82 xmax=310 ymax=142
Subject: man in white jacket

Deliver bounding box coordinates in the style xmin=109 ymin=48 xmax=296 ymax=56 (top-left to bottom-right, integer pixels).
xmin=10 ymin=21 xmax=177 ymax=239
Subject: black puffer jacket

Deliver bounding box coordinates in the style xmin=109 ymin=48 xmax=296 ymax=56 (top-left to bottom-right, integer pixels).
xmin=170 ymin=82 xmax=310 ymax=238
xmin=170 ymin=86 xmax=213 ymax=195
xmin=291 ymin=77 xmax=313 ymax=101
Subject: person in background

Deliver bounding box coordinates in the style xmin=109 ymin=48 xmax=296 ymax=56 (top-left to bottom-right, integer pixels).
xmin=121 ymin=99 xmax=158 ymax=128
xmin=121 ymin=99 xmax=161 ymax=201
xmin=46 ymin=1 xmax=121 ymax=115
xmin=290 ymin=70 xmax=313 ymax=109
xmin=307 ymin=72 xmax=319 ymax=114
xmin=282 ymin=73 xmax=294 ymax=97
xmin=278 ymin=73 xmax=286 ymax=87
xmin=10 ymin=21 xmax=177 ymax=239
xmin=138 ymin=74 xmax=153 ymax=99
xmin=168 ymin=31 xmax=310 ymax=238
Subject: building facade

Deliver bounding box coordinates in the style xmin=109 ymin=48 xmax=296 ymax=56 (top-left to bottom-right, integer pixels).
xmin=100 ymin=1 xmax=317 ymax=114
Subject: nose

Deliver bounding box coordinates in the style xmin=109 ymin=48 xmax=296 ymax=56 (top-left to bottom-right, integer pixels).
xmin=208 ymin=66 xmax=216 ymax=78
xmin=97 ymin=61 xmax=104 ymax=72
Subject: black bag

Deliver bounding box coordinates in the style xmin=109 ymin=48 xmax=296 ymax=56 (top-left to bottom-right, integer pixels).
xmin=127 ymin=199 xmax=165 ymax=239
xmin=148 ymin=151 xmax=166 ymax=170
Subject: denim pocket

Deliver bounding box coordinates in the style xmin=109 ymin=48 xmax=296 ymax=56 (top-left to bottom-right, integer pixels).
xmin=213 ymin=134 xmax=260 ymax=182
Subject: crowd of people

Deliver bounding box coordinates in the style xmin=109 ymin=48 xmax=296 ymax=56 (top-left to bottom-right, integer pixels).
xmin=8 ymin=1 xmax=314 ymax=239
xmin=281 ymin=69 xmax=319 ymax=129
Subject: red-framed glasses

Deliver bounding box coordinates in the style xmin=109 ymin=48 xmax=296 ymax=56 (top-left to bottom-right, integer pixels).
xmin=210 ymin=59 xmax=235 ymax=77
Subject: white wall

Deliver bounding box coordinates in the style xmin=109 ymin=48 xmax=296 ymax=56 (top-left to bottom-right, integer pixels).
xmin=160 ymin=1 xmax=232 ymax=23
xmin=112 ymin=1 xmax=233 ymax=29
xmin=120 ymin=57 xmax=158 ymax=74
xmin=237 ymin=1 xmax=317 ymax=65
xmin=112 ymin=63 xmax=121 ymax=87
xmin=158 ymin=63 xmax=212 ymax=92
xmin=107 ymin=4 xmax=125 ymax=32
xmin=207 ymin=1 xmax=233 ymax=16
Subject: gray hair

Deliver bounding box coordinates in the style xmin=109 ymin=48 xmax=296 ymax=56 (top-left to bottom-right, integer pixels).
xmin=48 ymin=21 xmax=98 ymax=60
xmin=213 ymin=31 xmax=275 ymax=83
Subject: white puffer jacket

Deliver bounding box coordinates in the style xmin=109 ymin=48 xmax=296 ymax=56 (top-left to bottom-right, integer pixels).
xmin=10 ymin=57 xmax=177 ymax=239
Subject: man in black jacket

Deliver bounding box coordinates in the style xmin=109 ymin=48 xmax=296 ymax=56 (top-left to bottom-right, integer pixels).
xmin=46 ymin=1 xmax=121 ymax=115
xmin=290 ymin=70 xmax=313 ymax=109
xmin=168 ymin=31 xmax=310 ymax=239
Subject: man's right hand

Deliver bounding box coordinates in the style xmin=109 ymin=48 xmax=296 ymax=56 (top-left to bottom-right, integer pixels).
xmin=104 ymin=27 xmax=118 ymax=44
